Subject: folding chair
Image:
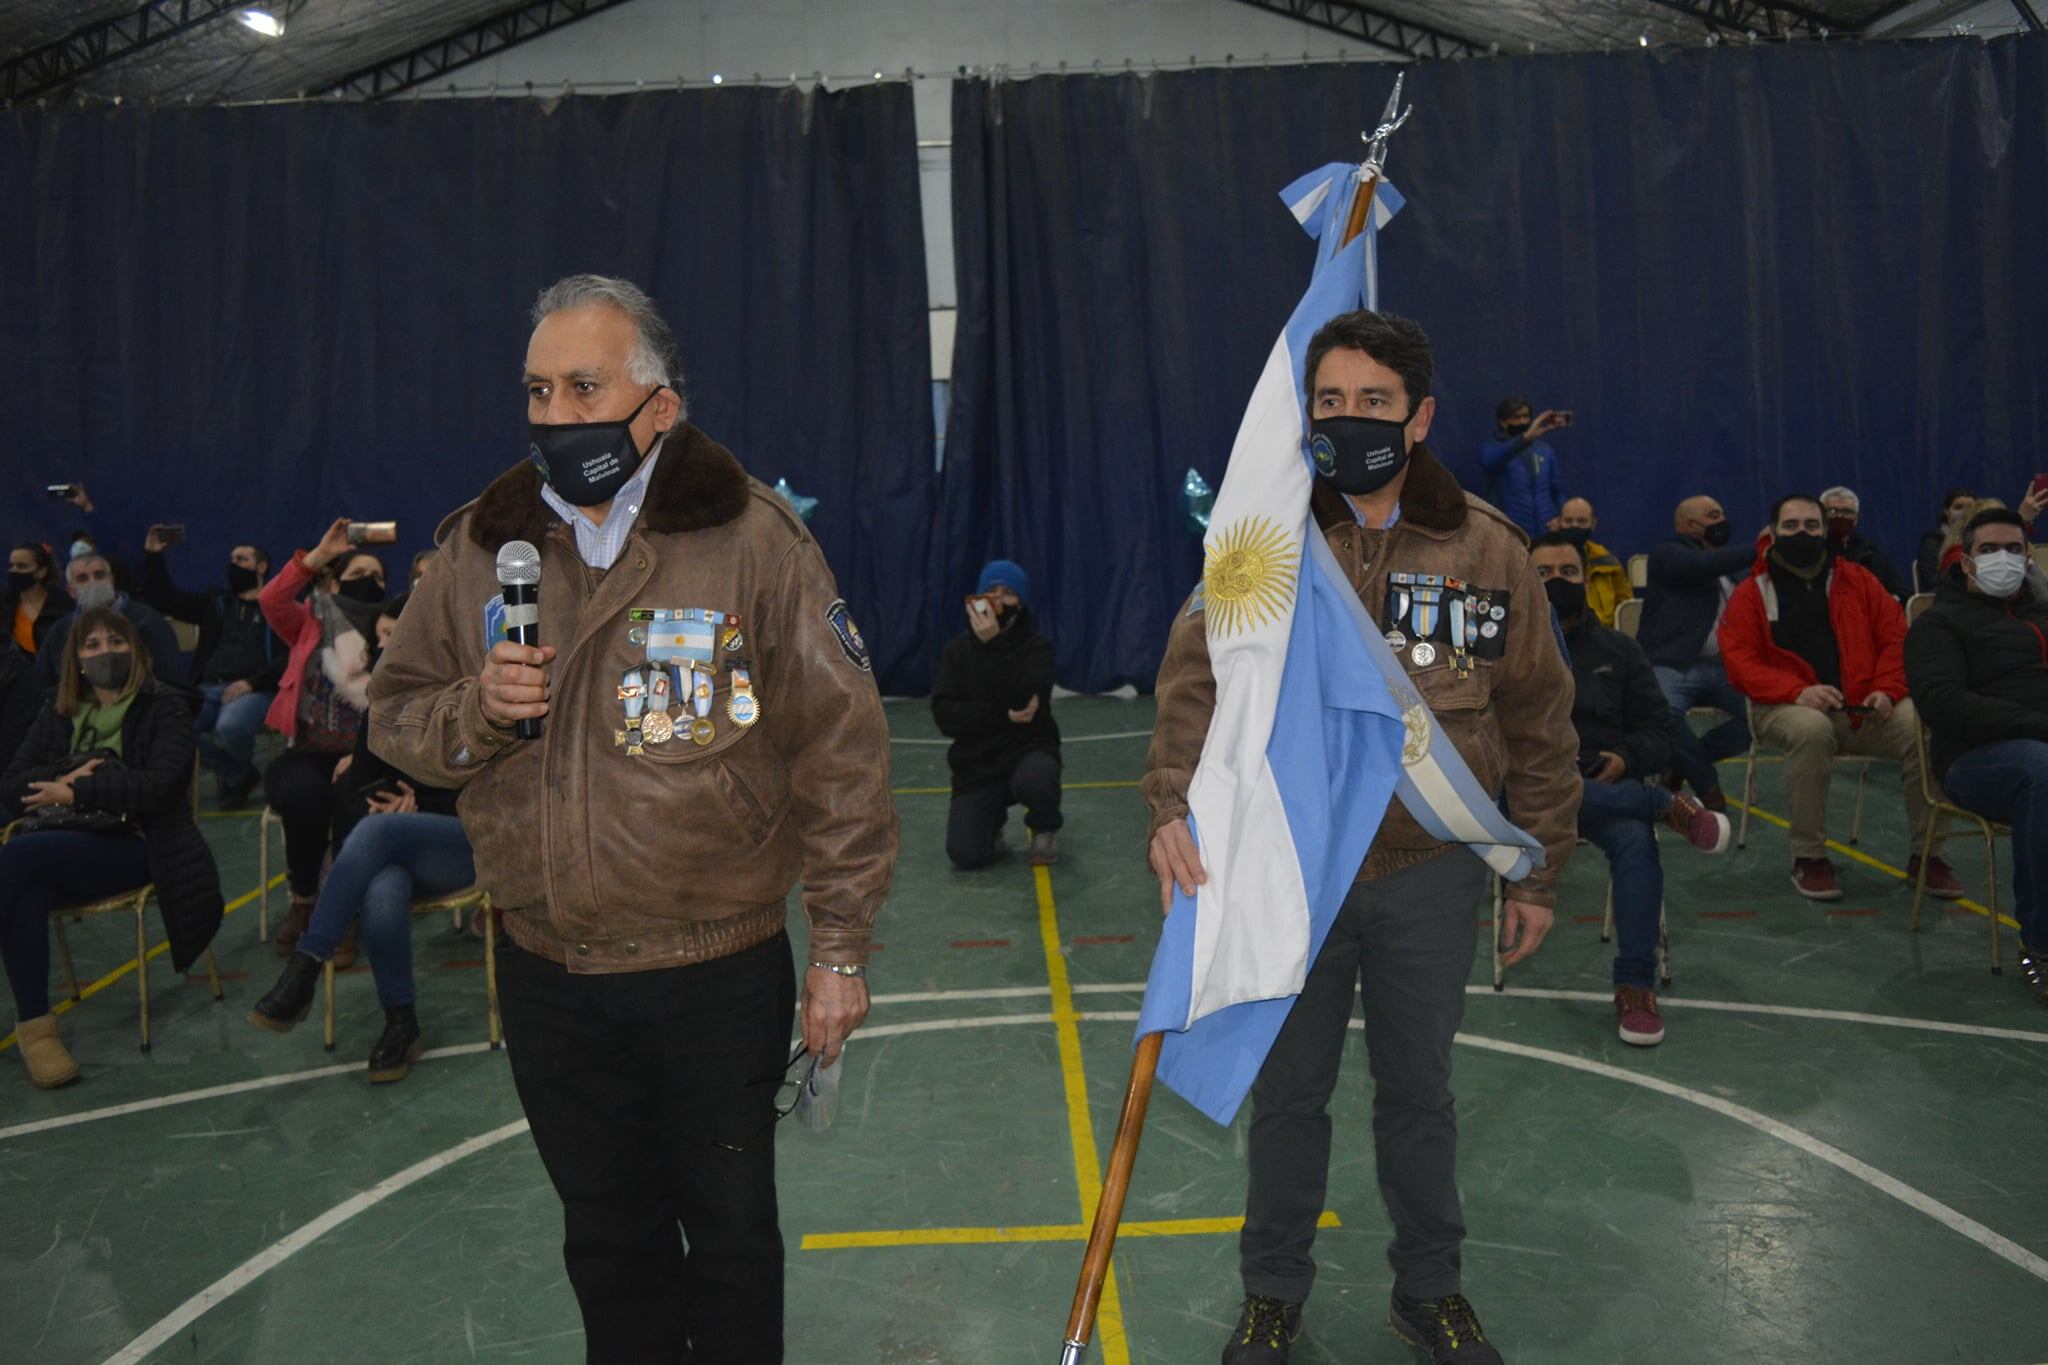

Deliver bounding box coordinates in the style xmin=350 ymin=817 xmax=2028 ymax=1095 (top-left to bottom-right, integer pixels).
xmin=1907 ymin=705 xmax=2011 ymax=973
xmin=1735 ymin=700 xmax=1877 ymax=850
xmin=1626 ymin=554 xmax=1648 ymax=590
xmin=257 ymin=806 xmax=284 ymax=941
xmin=321 ymin=888 xmax=501 ymax=1050
xmin=1612 ymin=597 xmax=1643 ymax=639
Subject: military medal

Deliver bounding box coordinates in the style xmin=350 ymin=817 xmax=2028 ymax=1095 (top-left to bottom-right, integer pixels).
xmin=1480 ymin=621 xmax=1500 ymax=639
xmin=617 ymin=668 xmax=647 ymax=757
xmin=1408 ymin=574 xmax=1444 ymax=644
xmin=1490 ymin=604 xmax=1506 ymax=622
xmin=1411 ymin=641 xmax=1437 ymax=667
xmin=690 ymin=665 xmax=716 ymax=745
xmin=643 ymin=667 xmax=677 ymax=745
xmin=727 ymin=663 xmax=759 ymax=727
xmin=1385 ymin=629 xmax=1408 ymax=652
xmin=722 ymin=625 xmax=744 ymax=654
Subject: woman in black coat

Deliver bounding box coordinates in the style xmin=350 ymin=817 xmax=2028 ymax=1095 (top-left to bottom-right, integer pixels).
xmin=0 ymin=607 xmax=224 ymax=1088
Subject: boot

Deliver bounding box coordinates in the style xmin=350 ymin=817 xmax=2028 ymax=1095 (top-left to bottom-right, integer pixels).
xmin=330 ymin=923 xmax=359 ymax=971
xmin=16 ymin=1014 xmax=80 ymax=1089
xmin=248 ymin=951 xmax=323 ymax=1033
xmin=367 ymin=1006 xmax=424 ymax=1084
xmin=272 ymin=893 xmax=315 ymax=956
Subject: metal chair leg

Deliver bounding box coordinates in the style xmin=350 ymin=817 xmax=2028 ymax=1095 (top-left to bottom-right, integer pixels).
xmin=1737 ymin=748 xmax=1757 ymax=849
xmin=323 ymin=959 xmax=337 ymax=1052
xmin=1909 ymin=813 xmax=1939 ymax=933
xmin=1987 ymin=836 xmax=2002 ymax=976
xmin=485 ymin=900 xmax=503 ymax=1048
xmin=1602 ymin=881 xmax=1614 ymax=944
xmin=52 ymin=917 xmax=81 ymax=1002
xmin=1658 ymin=903 xmax=1672 ymax=986
xmin=258 ymin=810 xmax=272 ymax=943
xmin=136 ymin=905 xmax=151 ymax=1055
xmin=1849 ymin=761 xmax=1869 ymax=846
xmin=205 ymin=948 xmax=224 ymax=1003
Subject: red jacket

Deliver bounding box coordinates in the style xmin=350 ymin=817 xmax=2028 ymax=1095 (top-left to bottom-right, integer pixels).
xmin=1719 ymin=551 xmax=1908 ymax=711
xmin=257 ymin=550 xmax=326 ymax=742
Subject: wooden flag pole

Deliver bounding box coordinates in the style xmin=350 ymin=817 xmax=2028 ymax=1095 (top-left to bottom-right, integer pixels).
xmin=1057 ymin=1030 xmax=1163 ymax=1365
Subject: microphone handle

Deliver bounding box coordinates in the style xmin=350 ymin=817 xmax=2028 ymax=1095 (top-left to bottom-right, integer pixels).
xmin=503 ymin=582 xmax=544 ymax=741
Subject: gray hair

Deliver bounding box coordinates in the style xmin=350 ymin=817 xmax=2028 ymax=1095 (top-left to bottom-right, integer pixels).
xmin=66 ymin=552 xmax=111 ymax=578
xmin=1819 ymin=485 xmax=1859 ymax=512
xmin=531 ymin=273 xmax=685 ymax=406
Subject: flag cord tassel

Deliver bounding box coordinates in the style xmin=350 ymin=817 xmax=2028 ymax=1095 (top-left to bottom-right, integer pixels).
xmin=1057 ymin=1030 xmax=1164 ymax=1362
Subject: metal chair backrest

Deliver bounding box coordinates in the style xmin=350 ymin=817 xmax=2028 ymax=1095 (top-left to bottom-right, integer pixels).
xmin=1627 ymin=553 xmax=1648 ymax=590
xmin=1906 ymin=592 xmax=1934 ymax=625
xmin=1613 ymin=597 xmax=1643 ymax=639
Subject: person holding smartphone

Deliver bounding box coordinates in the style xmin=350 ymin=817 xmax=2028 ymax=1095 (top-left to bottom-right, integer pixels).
xmin=1720 ymin=494 xmax=1958 ymax=903
xmin=1478 ymin=396 xmax=1569 ymax=539
xmin=931 ymin=559 xmax=1063 ymax=868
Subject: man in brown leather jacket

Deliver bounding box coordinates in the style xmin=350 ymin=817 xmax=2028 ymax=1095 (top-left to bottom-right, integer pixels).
xmin=1145 ymin=312 xmax=1577 ymax=1365
xmin=370 ymin=275 xmax=897 ymax=1365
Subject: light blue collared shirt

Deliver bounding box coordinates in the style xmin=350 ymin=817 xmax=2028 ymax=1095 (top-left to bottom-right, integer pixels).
xmin=538 ymin=437 xmax=665 ymax=571
xmin=1350 ymin=498 xmax=1403 ymax=531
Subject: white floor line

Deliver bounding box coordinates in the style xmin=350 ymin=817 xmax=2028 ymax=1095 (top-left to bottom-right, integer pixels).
xmin=0 ymin=1042 xmax=498 ymax=1143
xmin=890 ymin=729 xmax=1153 ymax=746
xmin=1470 ymin=986 xmax=2048 ymax=1044
xmin=100 ymin=1118 xmax=533 ymax=1365
xmin=868 ymin=982 xmax=1142 ymax=1006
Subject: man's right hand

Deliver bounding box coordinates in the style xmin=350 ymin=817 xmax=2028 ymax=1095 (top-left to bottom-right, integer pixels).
xmin=144 ymin=525 xmax=168 ymax=554
xmin=966 ymin=597 xmax=1000 ymax=642
xmin=1795 ymin=684 xmax=1844 ymax=711
xmin=1148 ymin=820 xmax=1207 ymax=915
xmin=1007 ymin=694 xmax=1040 ymax=725
xmin=480 ymin=641 xmax=555 ymax=729
xmin=1528 ymin=410 xmax=1563 ymax=438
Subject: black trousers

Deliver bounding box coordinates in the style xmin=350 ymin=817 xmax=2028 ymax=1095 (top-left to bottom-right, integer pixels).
xmin=497 ymin=931 xmax=797 ymax=1365
xmin=945 ymin=749 xmax=1062 ymax=869
xmin=264 ymin=747 xmax=345 ymax=896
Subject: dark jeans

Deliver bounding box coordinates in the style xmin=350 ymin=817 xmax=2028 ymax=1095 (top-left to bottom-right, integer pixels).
xmin=264 ymin=747 xmax=347 ymax=897
xmin=193 ymin=682 xmax=274 ymax=786
xmin=497 ymin=931 xmax=797 ymax=1365
xmin=1653 ymin=659 xmax=1750 ymax=797
xmin=1939 ymin=738 xmax=2048 ymax=951
xmin=945 ymin=749 xmax=1062 ymax=869
xmin=1241 ymin=850 xmax=1488 ymax=1304
xmin=1577 ymin=779 xmax=1673 ymax=989
xmin=0 ymin=830 xmax=151 ymax=1021
xmin=295 ymin=813 xmax=475 ymax=1009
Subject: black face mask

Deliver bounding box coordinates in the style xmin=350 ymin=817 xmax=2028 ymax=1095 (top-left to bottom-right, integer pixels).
xmin=1307 ymin=416 xmax=1410 ymax=496
xmin=996 ymin=604 xmax=1021 ymax=631
xmin=225 ymin=564 xmax=261 ymax=594
xmin=1503 ymin=419 xmax=1531 ymax=436
xmin=336 ymin=576 xmax=385 ymax=604
xmin=1700 ymin=521 xmax=1733 ymax=548
xmin=529 ymin=386 xmax=663 ymax=508
xmin=1770 ymin=532 xmax=1829 ymax=578
xmin=1544 ymin=577 xmax=1588 ymax=624
xmin=1559 ymin=527 xmax=1593 ymax=551
xmin=7 ymin=570 xmax=37 ymax=596
xmin=82 ymin=651 xmax=132 ymax=691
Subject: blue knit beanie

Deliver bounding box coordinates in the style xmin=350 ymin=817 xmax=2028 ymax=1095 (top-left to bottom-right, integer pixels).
xmin=976 ymin=559 xmax=1030 ymax=608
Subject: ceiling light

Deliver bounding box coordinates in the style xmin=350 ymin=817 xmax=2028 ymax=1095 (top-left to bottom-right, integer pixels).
xmin=1638 ymin=33 xmax=1649 ymax=46
xmin=238 ymin=7 xmax=284 ymax=38
xmin=711 ymin=73 xmax=723 ymax=84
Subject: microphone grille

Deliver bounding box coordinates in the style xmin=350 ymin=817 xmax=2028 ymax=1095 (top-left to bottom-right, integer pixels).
xmin=495 ymin=540 xmax=542 ymax=587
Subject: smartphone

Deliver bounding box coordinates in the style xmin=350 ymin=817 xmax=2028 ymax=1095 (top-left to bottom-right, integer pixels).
xmin=346 ymin=521 xmax=398 ymax=546
xmin=151 ymin=523 xmax=187 ymax=546
xmin=2030 ymin=473 xmax=2048 ymax=502
xmin=1556 ymin=411 xmax=1575 ymax=427
xmin=1840 ymin=703 xmax=1875 ymax=716
xmin=966 ymin=592 xmax=997 ymax=619
xmin=44 ymin=483 xmax=78 ymax=501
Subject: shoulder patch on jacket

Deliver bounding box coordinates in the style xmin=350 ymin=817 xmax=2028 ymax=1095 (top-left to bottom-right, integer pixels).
xmin=826 ymin=599 xmax=870 ymax=672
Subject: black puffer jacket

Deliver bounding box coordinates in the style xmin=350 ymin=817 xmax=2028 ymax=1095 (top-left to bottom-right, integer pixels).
xmin=931 ymin=609 xmax=1060 ymax=791
xmin=1 ymin=683 xmax=224 ymax=971
xmin=1903 ymin=565 xmax=2048 ymax=784
xmin=0 ymin=638 xmax=41 ymax=773
xmin=1562 ymin=615 xmax=1674 ymax=782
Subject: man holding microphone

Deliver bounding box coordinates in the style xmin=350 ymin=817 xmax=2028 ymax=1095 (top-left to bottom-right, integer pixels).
xmin=370 ymin=275 xmax=897 ymax=1365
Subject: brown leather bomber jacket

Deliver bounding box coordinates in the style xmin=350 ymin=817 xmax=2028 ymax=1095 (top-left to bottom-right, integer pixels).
xmin=1142 ymin=447 xmax=1580 ymax=905
xmin=368 ymin=425 xmax=898 ymax=971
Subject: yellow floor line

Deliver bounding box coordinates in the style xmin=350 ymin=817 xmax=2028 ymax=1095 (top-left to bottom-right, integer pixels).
xmin=801 ymin=1211 xmax=1340 ymax=1251
xmin=1035 ymin=861 xmax=1131 ymax=1365
xmin=0 ymin=874 xmax=284 ymax=1054
xmin=1728 ymin=797 xmax=2021 ymax=930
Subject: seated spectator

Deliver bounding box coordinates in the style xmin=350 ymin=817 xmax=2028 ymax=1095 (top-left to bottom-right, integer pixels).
xmin=34 ymin=552 xmax=183 ymax=688
xmin=0 ymin=635 xmax=40 ymax=767
xmin=1478 ymin=397 xmax=1568 ymax=538
xmin=1938 ymin=498 xmax=2009 ymax=578
xmin=259 ymin=518 xmax=388 ymax=955
xmin=4 ymin=543 xmax=67 ymax=654
xmin=933 ymin=560 xmax=1062 ymax=868
xmin=1533 ymin=534 xmax=1730 ymax=1045
xmin=249 ymin=594 xmax=472 ymax=1081
xmin=1819 ymin=486 xmax=1909 ymax=600
xmin=1638 ymin=495 xmax=1755 ymax=811
xmin=1917 ymin=488 xmax=1975 ymax=594
xmin=1555 ymin=496 xmax=1633 ymax=628
xmin=1905 ymin=509 xmax=2048 ymax=1003
xmin=0 ymin=609 xmax=224 ymax=1088
xmin=138 ymin=529 xmax=288 ymax=808
xmin=1721 ymin=494 xmax=1957 ymax=902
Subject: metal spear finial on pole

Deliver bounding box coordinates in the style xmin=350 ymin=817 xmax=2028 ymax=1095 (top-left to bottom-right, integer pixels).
xmin=1341 ymin=73 xmax=1412 ymax=249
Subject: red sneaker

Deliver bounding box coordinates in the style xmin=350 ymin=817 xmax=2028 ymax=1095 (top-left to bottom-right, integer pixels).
xmin=1615 ymin=987 xmax=1665 ymax=1046
xmin=1665 ymin=793 xmax=1732 ymax=855
xmin=1791 ymin=857 xmax=1843 ymax=901
xmin=1907 ymin=855 xmax=1965 ymax=901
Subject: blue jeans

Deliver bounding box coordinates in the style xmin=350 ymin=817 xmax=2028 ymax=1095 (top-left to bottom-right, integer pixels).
xmin=1653 ymin=660 xmax=1750 ymax=797
xmin=1577 ymin=779 xmax=1673 ymax=990
xmin=296 ymin=813 xmax=475 ymax=1009
xmin=0 ymin=831 xmax=151 ymax=1021
xmin=194 ymin=683 xmax=274 ymax=785
xmin=1937 ymin=739 xmax=2048 ymax=952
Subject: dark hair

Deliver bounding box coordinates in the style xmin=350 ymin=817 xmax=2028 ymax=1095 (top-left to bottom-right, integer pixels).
xmin=379 ymin=590 xmax=412 ymax=619
xmin=1531 ymin=530 xmax=1588 ymax=568
xmin=1941 ymin=486 xmax=1975 ymax=510
xmin=338 ymin=551 xmax=386 ymax=581
xmin=1963 ymin=508 xmax=2029 ymax=552
xmin=233 ymin=543 xmax=271 ymax=574
xmin=56 ymin=606 xmax=152 ymax=718
xmin=1770 ymin=493 xmax=1824 ymax=526
xmin=11 ymin=541 xmax=55 ymax=586
xmin=1303 ymin=311 xmax=1433 ymax=415
xmin=1496 ymin=396 xmax=1531 ymax=424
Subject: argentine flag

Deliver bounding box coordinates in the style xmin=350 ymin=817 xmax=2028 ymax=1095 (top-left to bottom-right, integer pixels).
xmin=1135 ymin=163 xmax=1545 ymax=1126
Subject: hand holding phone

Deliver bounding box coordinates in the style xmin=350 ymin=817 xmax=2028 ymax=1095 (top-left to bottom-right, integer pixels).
xmin=346 ymin=521 xmax=399 ymax=546
xmin=149 ymin=523 xmax=187 ymax=547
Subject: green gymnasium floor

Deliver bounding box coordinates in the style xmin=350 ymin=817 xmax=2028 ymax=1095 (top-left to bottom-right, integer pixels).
xmin=2 ymin=696 xmax=2044 ymax=1364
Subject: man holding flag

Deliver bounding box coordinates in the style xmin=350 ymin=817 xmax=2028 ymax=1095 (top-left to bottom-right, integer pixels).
xmin=1137 ymin=142 xmax=1578 ymax=1362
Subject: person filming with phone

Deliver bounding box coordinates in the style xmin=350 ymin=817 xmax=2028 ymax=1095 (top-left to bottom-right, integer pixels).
xmin=1719 ymin=494 xmax=1957 ymax=903
xmin=1478 ymin=396 xmax=1571 ymax=539
xmin=932 ymin=559 xmax=1063 ymax=869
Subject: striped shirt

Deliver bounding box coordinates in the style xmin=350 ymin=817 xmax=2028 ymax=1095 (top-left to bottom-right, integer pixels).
xmin=538 ymin=437 xmax=665 ymax=571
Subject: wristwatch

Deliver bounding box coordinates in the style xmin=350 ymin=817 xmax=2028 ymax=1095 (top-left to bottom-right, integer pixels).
xmin=811 ymin=962 xmax=867 ymax=979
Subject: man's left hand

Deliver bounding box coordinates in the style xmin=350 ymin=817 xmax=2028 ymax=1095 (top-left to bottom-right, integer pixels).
xmin=802 ymin=967 xmax=869 ymax=1066
xmin=1499 ymin=898 xmax=1554 ymax=968
xmin=222 ymin=679 xmax=254 ymax=704
xmin=1863 ymin=692 xmax=1894 ymax=724
xmin=1592 ymin=752 xmax=1627 ymax=783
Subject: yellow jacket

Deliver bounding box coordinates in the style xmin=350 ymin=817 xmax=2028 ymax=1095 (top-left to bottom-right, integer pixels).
xmin=1585 ymin=539 xmax=1634 ymax=628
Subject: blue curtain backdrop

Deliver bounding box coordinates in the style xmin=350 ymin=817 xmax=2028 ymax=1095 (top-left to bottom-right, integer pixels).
xmin=1 ymin=85 xmax=936 ymax=691
xmin=944 ymin=36 xmax=2047 ymax=693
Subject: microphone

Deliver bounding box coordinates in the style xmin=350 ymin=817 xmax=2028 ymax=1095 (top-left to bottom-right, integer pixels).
xmin=495 ymin=540 xmax=544 ymax=741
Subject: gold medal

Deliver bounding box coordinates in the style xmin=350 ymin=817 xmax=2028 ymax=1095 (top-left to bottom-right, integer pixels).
xmin=642 ymin=710 xmax=676 ymax=745
xmin=691 ymin=717 xmax=716 ymax=746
